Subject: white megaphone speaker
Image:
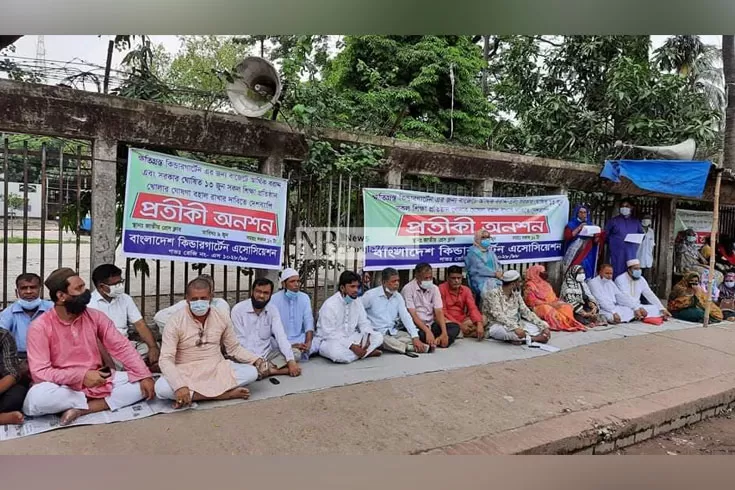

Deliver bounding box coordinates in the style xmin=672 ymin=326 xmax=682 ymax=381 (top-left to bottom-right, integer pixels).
xmin=613 ymin=138 xmax=697 ymax=160
xmin=226 ymin=56 xmax=282 ymax=117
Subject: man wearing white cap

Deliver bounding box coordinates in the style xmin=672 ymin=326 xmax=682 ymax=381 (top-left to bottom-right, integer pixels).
xmin=587 ymin=263 xmax=644 ymax=324
xmin=615 ymin=259 xmax=671 ymax=320
xmin=269 ymin=267 xmax=319 ymax=360
xmin=481 ymin=270 xmax=551 ymax=344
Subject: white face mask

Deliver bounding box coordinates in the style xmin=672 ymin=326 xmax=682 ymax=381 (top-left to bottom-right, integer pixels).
xmin=726 ymin=281 xmax=735 ymax=288
xmin=619 ymin=207 xmax=631 ymax=217
xmin=107 ymin=283 xmax=125 ymax=299
xmin=641 ymin=219 xmax=651 ymax=227
xmin=420 ymin=280 xmax=434 ymax=290
xmin=576 ymin=274 xmax=586 ymax=283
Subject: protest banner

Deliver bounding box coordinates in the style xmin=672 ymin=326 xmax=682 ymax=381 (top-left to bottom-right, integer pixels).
xmin=675 ymin=209 xmax=713 ymax=244
xmin=122 ymin=148 xmax=287 ymax=269
xmin=362 ymin=188 xmax=569 ymax=271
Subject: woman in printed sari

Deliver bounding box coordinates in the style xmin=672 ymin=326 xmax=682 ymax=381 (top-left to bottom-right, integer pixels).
xmin=523 ymin=265 xmax=587 ymax=332
xmin=562 ymin=204 xmax=603 ymax=280
xmin=676 ymin=228 xmax=724 ymax=284
xmin=465 ymin=229 xmax=503 ymax=305
xmin=667 ymin=272 xmax=724 ymax=323
xmin=560 ymin=265 xmax=607 ymax=327
xmin=717 ymin=271 xmax=735 ymax=318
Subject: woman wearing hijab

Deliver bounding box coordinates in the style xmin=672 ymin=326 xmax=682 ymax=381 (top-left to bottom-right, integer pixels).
xmin=668 ymin=272 xmax=724 ymax=323
xmin=523 ymin=265 xmax=587 ymax=332
xmin=717 ymin=271 xmax=735 ymax=317
xmin=560 ymin=265 xmax=608 ymax=326
xmin=562 ymin=204 xmax=603 ymax=280
xmin=465 ymin=229 xmax=503 ymax=305
xmin=676 ymin=229 xmax=724 ymax=284
xmin=356 ymin=270 xmax=372 ymax=297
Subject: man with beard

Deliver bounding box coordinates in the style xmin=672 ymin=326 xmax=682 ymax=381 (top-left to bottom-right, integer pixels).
xmin=23 ymin=268 xmax=155 ymax=426
xmin=231 ymin=278 xmax=302 ymax=378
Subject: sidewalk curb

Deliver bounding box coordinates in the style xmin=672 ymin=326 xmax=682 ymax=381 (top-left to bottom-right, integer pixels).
xmin=417 ymin=376 xmax=735 ymax=455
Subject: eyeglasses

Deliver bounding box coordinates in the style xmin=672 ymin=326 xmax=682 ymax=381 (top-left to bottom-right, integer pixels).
xmin=106 ymin=279 xmax=125 ymax=286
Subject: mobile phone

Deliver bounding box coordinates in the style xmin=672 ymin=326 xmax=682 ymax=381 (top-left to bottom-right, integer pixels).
xmin=269 ymin=378 xmax=280 ymax=385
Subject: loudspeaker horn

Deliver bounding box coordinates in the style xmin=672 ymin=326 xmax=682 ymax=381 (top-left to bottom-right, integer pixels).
xmin=226 ymin=56 xmax=282 ymax=117
xmin=613 ymin=138 xmax=696 ymax=160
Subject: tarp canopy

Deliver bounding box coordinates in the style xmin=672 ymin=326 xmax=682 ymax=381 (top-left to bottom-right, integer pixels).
xmin=601 ymin=160 xmax=712 ymax=198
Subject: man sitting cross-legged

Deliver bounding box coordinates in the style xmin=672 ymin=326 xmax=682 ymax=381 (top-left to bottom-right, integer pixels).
xmin=316 ymin=271 xmax=384 ymax=364
xmin=482 ymin=270 xmax=551 ymax=344
xmin=23 ymin=268 xmax=156 ymax=426
xmin=361 ymin=267 xmax=430 ymax=357
xmin=587 ymin=263 xmax=644 ymax=324
xmin=155 ymin=277 xmax=267 ymax=408
xmin=269 ymin=268 xmax=320 ymax=361
xmin=231 ymin=278 xmax=302 ymax=379
xmin=0 ymin=327 xmax=27 ymax=425
xmin=438 ymin=265 xmax=487 ymax=341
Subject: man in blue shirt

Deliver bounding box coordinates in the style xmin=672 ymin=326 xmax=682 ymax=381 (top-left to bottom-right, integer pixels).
xmin=360 ymin=267 xmax=429 ymax=357
xmin=0 ymin=273 xmax=54 ymax=360
xmin=269 ymin=268 xmax=319 ymax=361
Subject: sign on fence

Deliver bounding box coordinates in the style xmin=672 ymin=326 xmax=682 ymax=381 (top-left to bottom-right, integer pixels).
xmin=675 ymin=209 xmax=713 ymax=244
xmin=122 ymin=148 xmax=287 ymax=269
xmin=362 ymin=188 xmax=570 ymax=271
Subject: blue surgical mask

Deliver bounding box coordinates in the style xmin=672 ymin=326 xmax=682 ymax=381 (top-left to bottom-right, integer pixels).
xmin=480 ymin=238 xmax=492 ymax=248
xmin=420 ymin=280 xmax=434 ymax=290
xmin=189 ymin=300 xmax=211 ymax=317
xmin=17 ymin=298 xmax=42 ymax=310
xmin=687 ymin=236 xmax=697 ymax=243
xmin=619 ymin=207 xmax=631 ymax=217
xmin=344 ymin=295 xmax=354 ymax=305
xmin=631 ymin=269 xmax=642 ymax=280
xmin=285 ymin=290 xmax=298 ymax=300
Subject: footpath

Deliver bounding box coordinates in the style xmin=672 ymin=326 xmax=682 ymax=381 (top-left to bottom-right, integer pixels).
xmin=2 ymin=320 xmax=735 ymax=454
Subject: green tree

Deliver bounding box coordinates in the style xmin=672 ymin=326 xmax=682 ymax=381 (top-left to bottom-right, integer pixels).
xmin=488 ymin=35 xmax=721 ymax=163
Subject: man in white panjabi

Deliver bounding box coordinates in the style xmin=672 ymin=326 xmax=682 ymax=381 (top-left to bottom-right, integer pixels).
xmin=587 ymin=263 xmax=645 ymax=324
xmin=615 ymin=259 xmax=671 ymax=320
xmin=316 ymin=271 xmax=384 ymax=364
xmin=636 ymin=215 xmax=656 ymax=281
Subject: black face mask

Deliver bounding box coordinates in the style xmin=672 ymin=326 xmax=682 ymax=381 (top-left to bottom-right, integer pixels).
xmin=64 ymin=289 xmax=92 ymax=315
xmin=252 ymin=298 xmax=270 ymax=310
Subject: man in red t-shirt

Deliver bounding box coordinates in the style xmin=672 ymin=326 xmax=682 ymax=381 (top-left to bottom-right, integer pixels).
xmin=438 ymin=266 xmax=487 ymax=340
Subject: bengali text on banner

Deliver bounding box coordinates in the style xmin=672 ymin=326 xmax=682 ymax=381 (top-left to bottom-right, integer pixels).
xmin=122 ymin=148 xmax=287 ymax=269
xmin=362 ymin=188 xmax=570 ymax=271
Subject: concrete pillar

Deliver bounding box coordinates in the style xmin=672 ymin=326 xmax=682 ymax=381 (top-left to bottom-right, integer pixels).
xmin=546 ymin=186 xmax=568 ymax=292
xmin=90 ymin=138 xmax=118 ymax=277
xmin=385 ymin=167 xmax=402 ymax=189
xmin=473 ymin=178 xmax=493 ymax=197
xmin=256 ymin=153 xmax=285 ymax=286
xmin=656 ymin=198 xmax=677 ymax=298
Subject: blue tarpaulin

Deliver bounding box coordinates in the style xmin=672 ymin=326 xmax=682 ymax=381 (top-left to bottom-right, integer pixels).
xmin=601 ymin=160 xmax=712 ymax=198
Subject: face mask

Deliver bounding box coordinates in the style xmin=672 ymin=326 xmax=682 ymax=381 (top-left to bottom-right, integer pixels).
xmin=344 ymin=295 xmax=354 ymax=305
xmin=64 ymin=289 xmax=91 ymax=315
xmin=252 ymin=298 xmax=270 ymax=309
xmin=189 ymin=300 xmax=211 ymax=317
xmin=641 ymin=219 xmax=651 ymax=227
xmin=726 ymin=281 xmax=735 ymax=288
xmin=107 ymin=283 xmax=125 ymax=299
xmin=619 ymin=207 xmax=631 ymax=217
xmin=284 ymin=290 xmax=298 ymax=300
xmin=17 ymin=298 xmax=42 ymax=310
xmin=480 ymin=238 xmax=492 ymax=248
xmin=384 ymin=287 xmax=395 ymax=295
xmin=420 ymin=280 xmax=434 ymax=290
xmin=687 ymin=236 xmax=697 ymax=243
xmin=631 ymin=269 xmax=642 ymax=280
xmin=576 ymin=274 xmax=586 ymax=283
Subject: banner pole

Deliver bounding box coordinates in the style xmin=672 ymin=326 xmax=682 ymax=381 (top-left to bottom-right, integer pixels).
xmin=703 ymin=159 xmax=723 ymax=328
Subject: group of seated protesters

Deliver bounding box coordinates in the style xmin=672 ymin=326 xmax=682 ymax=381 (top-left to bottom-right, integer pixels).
xmin=0 ymin=256 xmax=687 ymax=426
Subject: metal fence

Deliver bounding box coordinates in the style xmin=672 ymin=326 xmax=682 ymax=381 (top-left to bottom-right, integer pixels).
xmin=1 ymin=135 xmax=724 ymax=318
xmin=1 ymin=139 xmax=91 ymax=307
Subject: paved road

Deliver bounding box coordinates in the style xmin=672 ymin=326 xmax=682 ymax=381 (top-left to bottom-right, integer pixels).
xmin=3 ymin=322 xmax=735 ymax=455
xmin=618 ymin=411 xmax=735 ymax=455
